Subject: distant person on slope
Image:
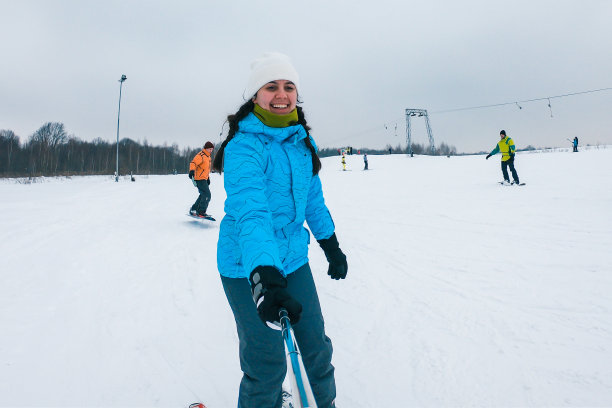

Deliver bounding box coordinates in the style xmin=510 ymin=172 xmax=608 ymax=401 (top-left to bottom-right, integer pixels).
xmin=189 ymin=141 xmax=214 ymax=218
xmin=341 ymin=153 xmax=347 ymax=171
xmin=211 ymin=52 xmax=347 ymax=408
xmin=573 ymin=136 xmax=579 ymax=152
xmin=363 ymin=152 xmax=369 ymax=170
xmin=486 ymin=129 xmax=520 ymax=185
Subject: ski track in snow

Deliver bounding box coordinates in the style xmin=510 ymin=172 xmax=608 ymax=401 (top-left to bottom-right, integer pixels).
xmin=1 ymin=147 xmax=612 ymax=407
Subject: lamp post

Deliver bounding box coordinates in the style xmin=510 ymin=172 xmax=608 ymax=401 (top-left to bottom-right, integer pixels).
xmin=115 ymin=74 xmax=127 ymax=182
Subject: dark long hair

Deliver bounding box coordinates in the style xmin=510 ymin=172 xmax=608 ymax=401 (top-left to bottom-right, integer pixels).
xmin=212 ymin=101 xmax=321 ymax=175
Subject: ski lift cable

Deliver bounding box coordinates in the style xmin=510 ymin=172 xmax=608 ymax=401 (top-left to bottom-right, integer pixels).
xmin=320 ymin=86 xmax=611 ymax=146
xmin=430 ymin=86 xmax=612 ymax=114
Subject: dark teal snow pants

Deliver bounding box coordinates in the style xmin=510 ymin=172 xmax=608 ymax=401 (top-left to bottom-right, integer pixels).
xmin=191 ymin=179 xmax=211 ymax=214
xmin=220 ymin=263 xmax=336 ymax=408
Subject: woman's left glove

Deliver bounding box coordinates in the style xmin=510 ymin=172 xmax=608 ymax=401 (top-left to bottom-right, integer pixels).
xmin=317 ymin=233 xmax=348 ymax=280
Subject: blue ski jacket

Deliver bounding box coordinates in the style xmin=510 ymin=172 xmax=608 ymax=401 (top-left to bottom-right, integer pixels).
xmin=217 ymin=112 xmax=335 ymax=279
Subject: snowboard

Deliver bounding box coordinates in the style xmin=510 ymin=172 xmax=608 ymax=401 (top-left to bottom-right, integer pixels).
xmin=498 ymin=182 xmax=526 ymax=186
xmin=187 ymin=213 xmax=216 ymax=221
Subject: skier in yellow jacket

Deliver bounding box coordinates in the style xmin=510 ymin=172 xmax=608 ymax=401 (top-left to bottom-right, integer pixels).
xmin=189 ymin=141 xmax=214 ymax=218
xmin=486 ymin=130 xmax=520 ymax=185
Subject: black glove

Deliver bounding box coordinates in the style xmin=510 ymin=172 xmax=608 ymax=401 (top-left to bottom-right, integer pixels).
xmin=317 ymin=233 xmax=348 ymax=280
xmin=249 ymin=266 xmax=302 ymax=326
xmin=510 ymin=153 xmax=515 ymax=159
xmin=207 ymin=178 xmax=210 ymax=185
xmin=486 ymin=154 xmax=491 ymax=160
xmin=189 ymin=170 xmax=195 ymax=179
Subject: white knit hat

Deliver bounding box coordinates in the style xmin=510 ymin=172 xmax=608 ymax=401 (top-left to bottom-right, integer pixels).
xmin=244 ymin=52 xmax=300 ymax=100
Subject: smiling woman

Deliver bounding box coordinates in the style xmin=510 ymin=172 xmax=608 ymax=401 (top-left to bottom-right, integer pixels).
xmin=210 ymin=52 xmax=348 ymax=408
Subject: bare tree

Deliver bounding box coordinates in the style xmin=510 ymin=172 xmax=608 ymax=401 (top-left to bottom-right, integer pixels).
xmin=29 ymin=122 xmax=68 ymax=174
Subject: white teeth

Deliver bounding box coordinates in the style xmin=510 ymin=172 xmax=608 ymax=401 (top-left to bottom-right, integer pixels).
xmin=272 ymin=104 xmax=288 ymax=108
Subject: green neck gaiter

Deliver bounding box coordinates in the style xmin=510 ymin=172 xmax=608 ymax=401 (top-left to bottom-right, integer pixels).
xmin=253 ymin=103 xmax=298 ymax=128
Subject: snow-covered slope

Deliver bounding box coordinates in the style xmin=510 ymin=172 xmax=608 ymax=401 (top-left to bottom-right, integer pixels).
xmin=1 ymin=147 xmax=611 ymax=407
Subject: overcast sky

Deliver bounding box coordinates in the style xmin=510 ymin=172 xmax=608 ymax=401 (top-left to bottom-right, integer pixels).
xmin=1 ymin=0 xmax=611 ymax=153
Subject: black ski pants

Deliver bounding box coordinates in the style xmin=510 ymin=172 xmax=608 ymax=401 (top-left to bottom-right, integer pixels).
xmin=501 ymin=157 xmax=520 ymax=184
xmin=220 ymin=263 xmax=336 ymax=408
xmin=191 ymin=179 xmax=211 ymax=214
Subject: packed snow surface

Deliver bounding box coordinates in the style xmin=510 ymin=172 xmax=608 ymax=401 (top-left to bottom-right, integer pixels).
xmin=1 ymin=147 xmax=611 ymax=407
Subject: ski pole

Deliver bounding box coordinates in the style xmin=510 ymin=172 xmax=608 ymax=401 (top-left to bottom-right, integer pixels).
xmin=279 ymin=308 xmax=317 ymax=408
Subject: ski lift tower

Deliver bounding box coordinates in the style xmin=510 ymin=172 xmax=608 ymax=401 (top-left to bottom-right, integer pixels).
xmin=405 ymin=108 xmax=435 ymax=155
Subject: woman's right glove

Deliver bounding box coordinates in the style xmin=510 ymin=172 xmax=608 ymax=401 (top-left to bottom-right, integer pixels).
xmin=317 ymin=233 xmax=348 ymax=280
xmin=249 ymin=266 xmax=302 ymax=326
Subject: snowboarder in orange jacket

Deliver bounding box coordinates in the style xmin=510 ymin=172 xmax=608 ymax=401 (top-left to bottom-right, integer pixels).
xmin=189 ymin=141 xmax=214 ymax=217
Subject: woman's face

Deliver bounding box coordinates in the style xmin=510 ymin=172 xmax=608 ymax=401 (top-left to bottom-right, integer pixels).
xmin=252 ymin=80 xmax=297 ymax=115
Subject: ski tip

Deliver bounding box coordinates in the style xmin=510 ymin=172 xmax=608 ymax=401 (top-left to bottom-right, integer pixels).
xmin=189 ymin=403 xmax=207 ymax=408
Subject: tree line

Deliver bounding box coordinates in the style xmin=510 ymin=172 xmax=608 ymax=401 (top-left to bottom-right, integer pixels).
xmin=1 ymin=122 xmax=460 ymax=178
xmin=317 ymin=141 xmax=458 ymax=157
xmin=0 ymin=122 xmax=201 ymax=178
